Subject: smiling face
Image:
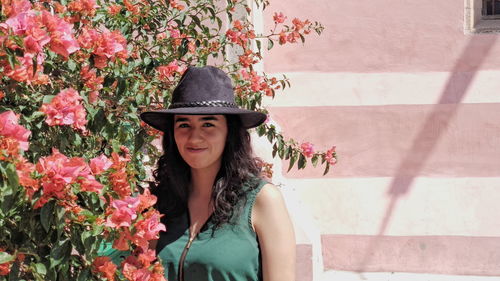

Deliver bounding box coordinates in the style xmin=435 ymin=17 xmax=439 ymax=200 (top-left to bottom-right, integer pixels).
xmin=173 ymin=114 xmax=228 ymax=172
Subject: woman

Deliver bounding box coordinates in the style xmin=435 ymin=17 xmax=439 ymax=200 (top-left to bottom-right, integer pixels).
xmin=140 ymin=66 xmax=295 ymax=281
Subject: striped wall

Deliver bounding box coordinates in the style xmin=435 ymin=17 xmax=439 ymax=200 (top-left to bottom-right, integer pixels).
xmin=255 ymin=0 xmax=500 ymax=279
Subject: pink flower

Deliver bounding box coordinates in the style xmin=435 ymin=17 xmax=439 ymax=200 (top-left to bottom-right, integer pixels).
xmin=137 ymin=189 xmax=157 ymax=212
xmin=226 ymin=29 xmax=240 ymax=43
xmin=105 ymin=196 xmax=140 ymax=228
xmin=157 ymin=60 xmax=180 ymax=81
xmin=113 ymin=228 xmax=132 ymax=251
xmin=168 ymin=25 xmax=180 ymax=38
xmin=36 ymin=149 xmax=82 ymax=184
xmin=155 ymin=32 xmax=166 ymax=40
xmin=273 ymin=12 xmax=287 ymax=24
xmin=325 ymin=146 xmax=337 ymax=165
xmin=92 ymin=256 xmax=117 ymax=281
xmin=16 ymin=157 xmax=39 ymax=198
xmin=5 ymin=11 xmax=50 ymax=54
xmin=108 ymin=4 xmax=122 ymax=16
xmin=300 ymin=142 xmax=315 ymax=158
xmin=77 ymin=27 xmax=127 ymax=69
xmin=78 ymin=175 xmax=103 ymax=193
xmin=0 ymin=111 xmax=31 ymax=151
xmin=132 ymin=210 xmax=166 ymax=249
xmin=3 ymin=0 xmax=31 ymax=18
xmin=40 ymin=88 xmax=88 ymax=132
xmin=90 ymin=154 xmax=113 ymax=175
xmin=41 ymin=11 xmax=80 ymax=57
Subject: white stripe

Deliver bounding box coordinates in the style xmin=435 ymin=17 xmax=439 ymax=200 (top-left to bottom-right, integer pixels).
xmin=281 ymin=177 xmax=500 ymax=237
xmin=262 ymin=71 xmax=500 ymax=106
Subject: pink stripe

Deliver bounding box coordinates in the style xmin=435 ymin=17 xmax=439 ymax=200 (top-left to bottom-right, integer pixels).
xmin=322 ymin=234 xmax=500 ymax=275
xmin=263 ymin=0 xmax=500 ymax=73
xmin=269 ymin=104 xmax=500 ymax=178
xmin=296 ymin=244 xmax=312 ymax=281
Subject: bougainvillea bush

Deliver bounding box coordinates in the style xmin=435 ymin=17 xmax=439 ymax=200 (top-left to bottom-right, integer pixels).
xmin=0 ymin=0 xmax=335 ymax=279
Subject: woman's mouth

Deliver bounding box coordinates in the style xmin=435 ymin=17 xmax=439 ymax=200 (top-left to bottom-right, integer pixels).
xmin=187 ymin=147 xmax=207 ymax=153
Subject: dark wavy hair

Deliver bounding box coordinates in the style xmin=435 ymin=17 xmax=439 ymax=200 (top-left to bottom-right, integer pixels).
xmin=150 ymin=114 xmax=261 ymax=229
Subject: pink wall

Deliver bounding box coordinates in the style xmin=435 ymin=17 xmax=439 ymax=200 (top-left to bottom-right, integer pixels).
xmin=260 ymin=0 xmax=500 ymax=277
xmin=270 ymin=104 xmax=500 ymax=178
xmin=263 ymin=0 xmax=500 ymax=73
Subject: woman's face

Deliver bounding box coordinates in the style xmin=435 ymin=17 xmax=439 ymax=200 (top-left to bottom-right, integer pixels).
xmin=173 ymin=114 xmax=228 ymax=172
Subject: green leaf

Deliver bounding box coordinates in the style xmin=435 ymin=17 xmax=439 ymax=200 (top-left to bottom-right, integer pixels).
xmin=40 ymin=201 xmax=54 ymax=232
xmin=256 ymin=39 xmax=261 ymax=52
xmin=287 ymin=153 xmax=297 ymax=172
xmin=0 ymin=252 xmax=15 ymax=264
xmin=272 ymin=143 xmax=277 ymax=158
xmin=50 ymin=239 xmax=71 ymax=269
xmin=67 ymin=59 xmax=77 ymax=71
xmin=298 ymin=154 xmax=306 ymax=169
xmin=216 ymin=17 xmax=222 ymax=30
xmin=42 ymin=95 xmax=56 ymax=104
xmin=192 ymin=15 xmax=202 ymax=27
xmin=323 ymin=163 xmax=330 ymax=175
xmin=77 ymin=268 xmax=91 ymax=281
xmin=284 ymin=146 xmax=291 ymax=160
xmin=311 ymin=155 xmax=319 ymax=167
xmin=267 ymin=38 xmax=274 ymax=50
xmin=3 ymin=163 xmax=19 ymax=187
xmin=144 ymin=56 xmax=151 ymax=66
xmin=34 ymin=263 xmax=47 ymax=275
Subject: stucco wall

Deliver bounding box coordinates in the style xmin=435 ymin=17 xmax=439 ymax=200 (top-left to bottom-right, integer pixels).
xmin=257 ymin=0 xmax=500 ymax=278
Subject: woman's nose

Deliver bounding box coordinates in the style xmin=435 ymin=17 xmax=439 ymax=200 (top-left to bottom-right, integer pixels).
xmin=188 ymin=127 xmax=203 ymax=142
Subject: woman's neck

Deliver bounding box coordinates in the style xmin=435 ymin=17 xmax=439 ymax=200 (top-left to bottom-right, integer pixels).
xmin=190 ymin=163 xmax=221 ymax=198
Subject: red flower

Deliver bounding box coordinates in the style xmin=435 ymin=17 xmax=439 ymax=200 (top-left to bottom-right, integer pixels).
xmin=132 ymin=210 xmax=166 ymax=250
xmin=325 ymin=146 xmax=337 ymax=165
xmin=16 ymin=157 xmax=39 ymax=198
xmin=300 ymin=142 xmax=315 ymax=158
xmin=68 ymin=0 xmax=99 ymax=17
xmin=273 ymin=12 xmax=286 ymax=24
xmin=233 ymin=20 xmax=243 ymax=31
xmin=0 ymin=110 xmax=31 ymax=151
xmin=137 ymin=189 xmax=157 ymax=212
xmin=80 ymin=65 xmax=104 ymax=91
xmin=92 ymin=256 xmax=117 ymax=281
xmin=157 ymin=60 xmax=180 ymax=81
xmin=41 ymin=11 xmax=80 ymax=57
xmin=278 ymin=32 xmax=287 ymax=45
xmin=40 ymin=88 xmax=88 ymax=132
xmin=90 ymin=154 xmax=113 ymax=175
xmin=1 ymin=0 xmax=31 ymax=18
xmin=108 ymin=4 xmax=122 ymax=15
xmin=105 ymin=196 xmax=140 ymax=228
xmin=0 ymin=262 xmax=10 ymax=276
xmin=113 ymin=228 xmax=132 ymax=251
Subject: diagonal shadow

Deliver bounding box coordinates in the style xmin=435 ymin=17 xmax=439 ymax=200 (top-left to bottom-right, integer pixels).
xmin=356 ymin=35 xmax=498 ymax=275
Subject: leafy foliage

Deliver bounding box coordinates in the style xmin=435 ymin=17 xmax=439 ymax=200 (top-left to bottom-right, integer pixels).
xmin=0 ymin=0 xmax=336 ymax=279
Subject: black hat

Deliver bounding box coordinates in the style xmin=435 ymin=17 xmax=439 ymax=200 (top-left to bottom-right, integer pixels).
xmin=140 ymin=66 xmax=267 ymax=132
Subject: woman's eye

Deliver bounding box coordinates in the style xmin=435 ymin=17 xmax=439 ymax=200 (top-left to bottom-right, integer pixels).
xmin=178 ymin=123 xmax=189 ymax=128
xmin=202 ymin=123 xmax=214 ymax=127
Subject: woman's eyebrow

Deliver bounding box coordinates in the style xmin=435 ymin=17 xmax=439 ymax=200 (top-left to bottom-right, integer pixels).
xmin=199 ymin=116 xmax=218 ymax=121
xmin=174 ymin=117 xmax=189 ymax=123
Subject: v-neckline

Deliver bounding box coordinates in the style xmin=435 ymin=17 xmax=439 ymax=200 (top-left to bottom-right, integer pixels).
xmin=186 ymin=207 xmax=214 ymax=239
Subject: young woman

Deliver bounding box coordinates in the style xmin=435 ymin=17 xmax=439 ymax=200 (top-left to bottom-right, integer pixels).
xmin=140 ymin=66 xmax=295 ymax=281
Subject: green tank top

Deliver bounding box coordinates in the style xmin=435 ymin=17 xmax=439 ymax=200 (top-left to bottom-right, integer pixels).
xmin=156 ymin=178 xmax=266 ymax=281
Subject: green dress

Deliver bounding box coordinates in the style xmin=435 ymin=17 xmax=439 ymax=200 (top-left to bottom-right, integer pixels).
xmin=157 ymin=178 xmax=266 ymax=281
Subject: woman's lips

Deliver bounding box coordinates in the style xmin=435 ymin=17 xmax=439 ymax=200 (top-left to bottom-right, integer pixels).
xmin=186 ymin=147 xmax=207 ymax=153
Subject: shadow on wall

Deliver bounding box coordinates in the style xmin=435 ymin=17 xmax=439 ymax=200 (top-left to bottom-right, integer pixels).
xmin=356 ymin=35 xmax=499 ymax=275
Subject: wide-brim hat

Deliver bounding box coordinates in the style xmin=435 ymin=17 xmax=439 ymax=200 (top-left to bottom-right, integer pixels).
xmin=140 ymin=66 xmax=267 ymax=132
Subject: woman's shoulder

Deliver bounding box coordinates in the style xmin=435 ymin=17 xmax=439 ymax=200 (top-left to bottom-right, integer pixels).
xmin=253 ymin=183 xmax=284 ymax=209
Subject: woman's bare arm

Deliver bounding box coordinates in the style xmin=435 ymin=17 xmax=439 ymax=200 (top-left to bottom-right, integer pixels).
xmin=253 ymin=184 xmax=296 ymax=281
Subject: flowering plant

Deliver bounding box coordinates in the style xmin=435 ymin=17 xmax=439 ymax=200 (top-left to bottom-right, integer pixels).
xmin=0 ymin=0 xmax=335 ymax=279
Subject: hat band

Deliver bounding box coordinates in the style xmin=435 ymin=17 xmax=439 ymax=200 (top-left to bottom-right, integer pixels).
xmin=169 ymin=100 xmax=238 ymax=109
